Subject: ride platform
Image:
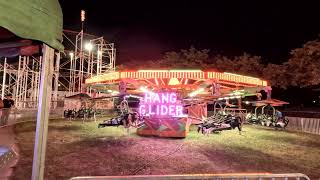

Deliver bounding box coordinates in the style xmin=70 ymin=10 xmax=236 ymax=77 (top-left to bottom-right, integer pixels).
xmin=137 ymin=117 xmax=191 ymax=138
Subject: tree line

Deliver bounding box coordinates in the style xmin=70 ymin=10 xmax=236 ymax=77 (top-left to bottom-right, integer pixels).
xmin=118 ymin=38 xmax=320 ymax=89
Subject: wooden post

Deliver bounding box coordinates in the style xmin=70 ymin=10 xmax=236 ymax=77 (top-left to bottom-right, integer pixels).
xmin=31 ymin=44 xmax=54 ymax=180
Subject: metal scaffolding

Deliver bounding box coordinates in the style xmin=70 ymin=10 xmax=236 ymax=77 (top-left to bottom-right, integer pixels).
xmin=60 ymin=31 xmax=116 ymax=96
xmin=0 ymin=9 xmax=116 ymax=109
xmin=0 ymin=32 xmax=115 ymax=109
xmin=0 ymin=53 xmax=60 ymax=109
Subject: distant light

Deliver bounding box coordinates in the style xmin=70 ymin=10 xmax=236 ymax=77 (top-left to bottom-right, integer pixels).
xmin=245 ymin=101 xmax=250 ymax=104
xmin=111 ymin=91 xmax=119 ymax=95
xmin=58 ymin=84 xmax=61 ymax=87
xmin=155 ymin=78 xmax=159 ymax=86
xmin=313 ymin=100 xmax=316 ymax=103
xmin=85 ymin=43 xmax=93 ymax=51
xmin=189 ymin=88 xmax=204 ymax=97
xmin=168 ymin=78 xmax=180 ymax=86
xmin=81 ymin=10 xmax=85 ymax=22
xmin=140 ymin=86 xmax=154 ymax=94
xmin=69 ymin=52 xmax=74 ymax=58
xmin=184 ymin=79 xmax=188 ymax=85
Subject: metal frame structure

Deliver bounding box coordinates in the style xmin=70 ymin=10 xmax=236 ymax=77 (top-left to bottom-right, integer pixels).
xmin=0 ymin=32 xmax=116 ymax=109
xmin=60 ymin=31 xmax=116 ymax=96
xmin=0 ymin=54 xmax=60 ymax=109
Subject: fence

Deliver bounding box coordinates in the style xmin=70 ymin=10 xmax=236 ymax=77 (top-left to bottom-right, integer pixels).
xmin=69 ymin=173 xmax=310 ymax=180
xmin=0 ymin=108 xmax=64 ymax=127
xmin=286 ymin=117 xmax=320 ymax=135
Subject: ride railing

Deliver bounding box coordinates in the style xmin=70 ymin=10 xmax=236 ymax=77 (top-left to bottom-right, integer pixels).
xmin=0 ymin=108 xmax=64 ymax=127
xmin=69 ymin=173 xmax=310 ymax=180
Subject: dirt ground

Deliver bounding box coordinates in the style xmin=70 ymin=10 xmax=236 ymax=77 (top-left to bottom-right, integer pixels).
xmin=10 ymin=120 xmax=320 ymax=180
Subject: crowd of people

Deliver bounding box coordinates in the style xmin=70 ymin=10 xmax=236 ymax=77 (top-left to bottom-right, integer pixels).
xmin=0 ymin=95 xmax=15 ymax=126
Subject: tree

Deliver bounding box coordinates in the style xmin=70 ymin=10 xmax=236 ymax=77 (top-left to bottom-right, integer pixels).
xmin=159 ymin=46 xmax=210 ymax=68
xmin=263 ymin=63 xmax=289 ymax=88
xmin=285 ymin=39 xmax=320 ymax=87
xmin=214 ymin=53 xmax=264 ymax=77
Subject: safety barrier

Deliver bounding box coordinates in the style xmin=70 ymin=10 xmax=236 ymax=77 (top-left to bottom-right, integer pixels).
xmin=287 ymin=117 xmax=320 ymax=135
xmin=69 ymin=173 xmax=310 ymax=180
xmin=0 ymin=108 xmax=64 ymax=128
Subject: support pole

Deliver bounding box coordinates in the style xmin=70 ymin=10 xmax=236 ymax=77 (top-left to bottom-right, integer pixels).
xmin=31 ymin=44 xmax=54 ymax=180
xmin=2 ymin=58 xmax=7 ymax=99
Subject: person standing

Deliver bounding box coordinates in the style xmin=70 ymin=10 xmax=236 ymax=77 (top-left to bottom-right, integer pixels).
xmin=2 ymin=95 xmax=14 ymax=125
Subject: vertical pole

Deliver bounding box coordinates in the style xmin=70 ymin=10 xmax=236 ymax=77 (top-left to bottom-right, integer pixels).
xmin=2 ymin=58 xmax=7 ymax=99
xmin=31 ymin=58 xmax=35 ymax=104
xmin=36 ymin=57 xmax=42 ymax=106
xmin=31 ymin=45 xmax=54 ymax=180
xmin=53 ymin=53 xmax=60 ymax=109
xmin=237 ymin=98 xmax=242 ymax=109
xmin=23 ymin=57 xmax=29 ymax=108
xmin=16 ymin=56 xmax=21 ymax=108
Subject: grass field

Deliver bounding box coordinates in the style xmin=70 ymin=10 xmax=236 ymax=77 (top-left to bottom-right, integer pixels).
xmin=12 ymin=119 xmax=320 ymax=179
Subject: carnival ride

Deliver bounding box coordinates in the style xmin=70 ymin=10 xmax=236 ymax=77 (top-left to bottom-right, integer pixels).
xmin=85 ymin=69 xmax=270 ymax=137
xmin=246 ymin=99 xmax=290 ymax=129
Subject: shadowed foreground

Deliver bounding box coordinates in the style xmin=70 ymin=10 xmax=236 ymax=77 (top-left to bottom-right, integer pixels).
xmin=11 ymin=120 xmax=320 ymax=180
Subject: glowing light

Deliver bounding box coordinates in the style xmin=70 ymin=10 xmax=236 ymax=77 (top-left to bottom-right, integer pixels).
xmin=140 ymin=92 xmax=184 ymax=116
xmin=245 ymin=101 xmax=250 ymax=104
xmin=168 ymin=78 xmax=180 ymax=85
xmin=189 ymin=88 xmax=204 ymax=97
xmin=235 ymin=96 xmax=241 ymax=99
xmin=85 ymin=70 xmax=268 ymax=87
xmin=85 ymin=43 xmax=93 ymax=51
xmin=218 ymin=98 xmax=224 ymax=100
xmin=169 ymin=69 xmax=202 ymax=72
xmin=69 ymin=52 xmax=74 ymax=58
xmin=155 ymin=78 xmax=159 ymax=86
xmin=184 ymin=79 xmax=188 ymax=85
xmin=139 ymin=86 xmax=155 ymax=95
xmin=125 ymin=94 xmax=142 ymax=99
xmin=81 ymin=10 xmax=85 ymax=22
xmin=107 ymin=90 xmax=112 ymax=93
xmin=111 ymin=91 xmax=119 ymax=95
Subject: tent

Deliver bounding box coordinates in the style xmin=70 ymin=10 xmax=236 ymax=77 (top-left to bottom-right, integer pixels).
xmin=0 ymin=0 xmax=63 ymax=179
xmin=0 ymin=0 xmax=63 ymax=55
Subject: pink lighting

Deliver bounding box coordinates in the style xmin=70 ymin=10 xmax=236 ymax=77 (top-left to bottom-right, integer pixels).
xmin=139 ymin=92 xmax=184 ymax=117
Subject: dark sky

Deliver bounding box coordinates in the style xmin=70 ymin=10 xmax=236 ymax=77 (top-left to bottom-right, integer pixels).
xmin=59 ymin=1 xmax=320 ymax=64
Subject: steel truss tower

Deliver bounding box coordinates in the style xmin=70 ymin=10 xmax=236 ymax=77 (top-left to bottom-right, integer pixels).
xmin=60 ymin=31 xmax=116 ymax=96
xmin=0 ymin=53 xmax=60 ymax=109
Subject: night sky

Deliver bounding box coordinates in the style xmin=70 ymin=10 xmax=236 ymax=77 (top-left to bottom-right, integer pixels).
xmin=60 ymin=1 xmax=320 ymax=64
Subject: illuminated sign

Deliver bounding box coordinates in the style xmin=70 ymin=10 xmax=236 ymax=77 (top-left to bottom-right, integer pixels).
xmin=85 ymin=70 xmax=268 ymax=87
xmin=139 ymin=92 xmax=184 ymax=117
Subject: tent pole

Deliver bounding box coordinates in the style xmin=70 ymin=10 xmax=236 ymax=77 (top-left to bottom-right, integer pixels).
xmin=31 ymin=44 xmax=54 ymax=180
xmin=1 ymin=58 xmax=7 ymax=99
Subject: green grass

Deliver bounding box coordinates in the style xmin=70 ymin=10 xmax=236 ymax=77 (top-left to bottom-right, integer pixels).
xmin=12 ymin=120 xmax=320 ymax=179
xmin=185 ymin=125 xmax=320 ymax=177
